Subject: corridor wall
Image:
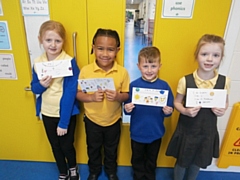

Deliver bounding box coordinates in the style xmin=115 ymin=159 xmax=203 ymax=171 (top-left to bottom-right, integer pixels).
xmin=0 ymin=0 xmax=233 ymax=169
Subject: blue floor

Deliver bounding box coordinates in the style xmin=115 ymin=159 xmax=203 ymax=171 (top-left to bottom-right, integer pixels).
xmin=1 ymin=160 xmax=240 ymax=180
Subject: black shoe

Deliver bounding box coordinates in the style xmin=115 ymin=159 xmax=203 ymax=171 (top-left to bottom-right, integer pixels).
xmin=58 ymin=174 xmax=70 ymax=180
xmin=87 ymin=174 xmax=98 ymax=180
xmin=69 ymin=166 xmax=80 ymax=180
xmin=108 ymin=174 xmax=119 ymax=180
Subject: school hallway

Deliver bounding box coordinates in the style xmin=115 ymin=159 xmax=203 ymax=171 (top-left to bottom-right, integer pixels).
xmin=1 ymin=19 xmax=240 ymax=180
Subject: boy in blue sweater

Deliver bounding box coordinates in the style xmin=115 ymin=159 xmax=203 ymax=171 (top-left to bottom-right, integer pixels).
xmin=124 ymin=46 xmax=174 ymax=180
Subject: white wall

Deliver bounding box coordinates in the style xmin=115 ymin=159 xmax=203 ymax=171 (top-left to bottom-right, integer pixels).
xmin=148 ymin=0 xmax=156 ymax=20
xmin=205 ymin=0 xmax=240 ymax=172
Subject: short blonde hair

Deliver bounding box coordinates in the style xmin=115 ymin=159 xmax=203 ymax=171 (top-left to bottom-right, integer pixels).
xmin=138 ymin=46 xmax=161 ymax=63
xmin=194 ymin=34 xmax=225 ymax=59
xmin=38 ymin=20 xmax=66 ymax=43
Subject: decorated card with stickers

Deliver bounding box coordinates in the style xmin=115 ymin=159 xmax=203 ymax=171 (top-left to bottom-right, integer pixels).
xmin=132 ymin=87 xmax=169 ymax=107
xmin=78 ymin=78 xmax=115 ymax=93
xmin=35 ymin=59 xmax=73 ymax=79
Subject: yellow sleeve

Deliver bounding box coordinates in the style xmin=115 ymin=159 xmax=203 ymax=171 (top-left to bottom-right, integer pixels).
xmin=225 ymin=77 xmax=231 ymax=94
xmin=177 ymin=76 xmax=186 ymax=95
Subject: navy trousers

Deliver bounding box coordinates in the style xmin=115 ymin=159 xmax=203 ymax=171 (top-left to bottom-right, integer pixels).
xmin=84 ymin=115 xmax=121 ymax=175
xmin=42 ymin=114 xmax=77 ymax=175
xmin=131 ymin=138 xmax=162 ymax=180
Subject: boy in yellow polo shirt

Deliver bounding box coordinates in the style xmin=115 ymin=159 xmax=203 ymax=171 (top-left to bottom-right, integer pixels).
xmin=76 ymin=28 xmax=130 ymax=180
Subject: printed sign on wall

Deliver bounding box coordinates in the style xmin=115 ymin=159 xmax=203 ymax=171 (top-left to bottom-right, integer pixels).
xmin=20 ymin=0 xmax=49 ymax=16
xmin=162 ymin=0 xmax=195 ymax=19
xmin=0 ymin=21 xmax=12 ymax=50
xmin=0 ymin=54 xmax=17 ymax=79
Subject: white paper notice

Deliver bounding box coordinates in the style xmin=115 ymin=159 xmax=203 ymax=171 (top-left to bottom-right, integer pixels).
xmin=132 ymin=87 xmax=169 ymax=107
xmin=0 ymin=54 xmax=17 ymax=79
xmin=162 ymin=0 xmax=195 ymax=19
xmin=35 ymin=59 xmax=73 ymax=79
xmin=186 ymin=88 xmax=227 ymax=108
xmin=21 ymin=0 xmax=49 ymax=16
xmin=78 ymin=78 xmax=115 ymax=92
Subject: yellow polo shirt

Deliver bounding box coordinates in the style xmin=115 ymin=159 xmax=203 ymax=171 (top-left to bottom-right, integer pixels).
xmin=78 ymin=61 xmax=130 ymax=126
xmin=177 ymin=70 xmax=230 ymax=95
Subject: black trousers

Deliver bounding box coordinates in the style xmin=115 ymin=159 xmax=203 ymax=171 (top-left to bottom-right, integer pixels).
xmin=42 ymin=114 xmax=77 ymax=175
xmin=84 ymin=115 xmax=121 ymax=175
xmin=131 ymin=138 xmax=162 ymax=180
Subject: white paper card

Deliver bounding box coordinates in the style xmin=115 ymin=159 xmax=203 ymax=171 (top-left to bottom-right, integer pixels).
xmin=35 ymin=59 xmax=73 ymax=79
xmin=132 ymin=87 xmax=169 ymax=107
xmin=186 ymin=88 xmax=227 ymax=108
xmin=78 ymin=78 xmax=115 ymax=92
xmin=0 ymin=54 xmax=17 ymax=79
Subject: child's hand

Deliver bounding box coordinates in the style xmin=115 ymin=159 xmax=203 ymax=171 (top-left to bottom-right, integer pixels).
xmin=40 ymin=76 xmax=52 ymax=88
xmin=105 ymin=89 xmax=118 ymax=101
xmin=57 ymin=127 xmax=68 ymax=136
xmin=91 ymin=89 xmax=104 ymax=102
xmin=162 ymin=106 xmax=173 ymax=115
xmin=124 ymin=103 xmax=135 ymax=113
xmin=211 ymin=107 xmax=226 ymax=117
xmin=183 ymin=106 xmax=201 ymax=117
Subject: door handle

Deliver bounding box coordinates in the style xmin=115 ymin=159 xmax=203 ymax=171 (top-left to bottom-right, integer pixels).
xmin=24 ymin=86 xmax=31 ymax=91
xmin=72 ymin=32 xmax=77 ymax=60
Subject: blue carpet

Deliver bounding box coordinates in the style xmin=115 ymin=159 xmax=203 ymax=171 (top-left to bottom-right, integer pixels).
xmin=0 ymin=160 xmax=240 ymax=180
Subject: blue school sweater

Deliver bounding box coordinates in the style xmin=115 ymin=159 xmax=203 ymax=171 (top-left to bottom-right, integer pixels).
xmin=125 ymin=77 xmax=174 ymax=143
xmin=31 ymin=58 xmax=80 ymax=129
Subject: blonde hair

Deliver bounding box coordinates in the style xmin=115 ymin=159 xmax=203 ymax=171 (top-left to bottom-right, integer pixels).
xmin=38 ymin=20 xmax=66 ymax=43
xmin=138 ymin=46 xmax=161 ymax=63
xmin=194 ymin=34 xmax=225 ymax=59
